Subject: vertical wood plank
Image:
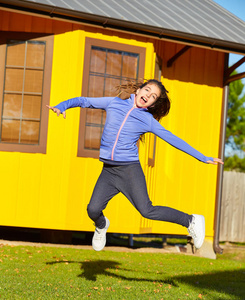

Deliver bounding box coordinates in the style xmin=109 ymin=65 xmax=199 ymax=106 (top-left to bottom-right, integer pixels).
xmin=220 ymin=171 xmax=245 ymax=242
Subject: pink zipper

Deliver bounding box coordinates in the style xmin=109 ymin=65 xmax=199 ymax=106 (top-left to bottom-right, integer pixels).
xmin=111 ymin=106 xmax=135 ymax=160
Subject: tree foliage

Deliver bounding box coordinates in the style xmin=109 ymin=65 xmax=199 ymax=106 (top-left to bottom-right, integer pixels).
xmin=224 ymin=72 xmax=245 ymax=171
xmin=224 ymin=154 xmax=245 ymax=172
xmin=226 ymin=74 xmax=245 ymax=150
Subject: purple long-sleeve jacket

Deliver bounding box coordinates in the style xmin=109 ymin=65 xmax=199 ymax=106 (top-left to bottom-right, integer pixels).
xmin=55 ymin=94 xmax=213 ymax=164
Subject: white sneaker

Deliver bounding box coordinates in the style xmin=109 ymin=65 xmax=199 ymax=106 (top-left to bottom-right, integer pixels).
xmin=92 ymin=217 xmax=110 ymax=251
xmin=187 ymin=214 xmax=205 ymax=249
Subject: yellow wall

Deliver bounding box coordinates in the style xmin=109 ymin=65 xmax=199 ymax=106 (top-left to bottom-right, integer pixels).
xmin=47 ymin=30 xmax=154 ymax=234
xmin=140 ymin=41 xmax=224 ymax=237
xmin=0 ymin=26 xmax=154 ymax=233
xmin=0 ymin=10 xmax=224 ymax=239
xmin=141 ymin=82 xmax=223 ymax=237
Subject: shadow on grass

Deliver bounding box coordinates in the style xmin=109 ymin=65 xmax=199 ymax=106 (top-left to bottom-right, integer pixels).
xmin=47 ymin=260 xmax=245 ymax=298
xmin=46 ymin=259 xmax=177 ymax=285
xmin=176 ymin=270 xmax=245 ymax=299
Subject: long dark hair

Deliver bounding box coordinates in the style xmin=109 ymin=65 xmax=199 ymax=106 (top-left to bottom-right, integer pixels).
xmin=117 ymin=79 xmax=171 ymax=121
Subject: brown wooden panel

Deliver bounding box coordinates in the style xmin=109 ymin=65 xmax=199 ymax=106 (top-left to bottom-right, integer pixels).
xmin=1 ymin=11 xmax=10 ymax=31
xmin=0 ymin=10 xmax=82 ymax=34
xmin=102 ymin=110 xmax=106 ymax=125
xmin=155 ymin=39 xmax=224 ymax=87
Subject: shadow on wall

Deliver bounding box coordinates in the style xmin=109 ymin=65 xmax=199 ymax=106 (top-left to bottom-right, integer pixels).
xmin=154 ymin=39 xmax=225 ymax=87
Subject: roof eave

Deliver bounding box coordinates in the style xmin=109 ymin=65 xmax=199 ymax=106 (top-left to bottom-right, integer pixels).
xmin=1 ymin=0 xmax=245 ymax=54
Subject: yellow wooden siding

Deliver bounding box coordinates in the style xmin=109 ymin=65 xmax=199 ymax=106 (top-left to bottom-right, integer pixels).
xmin=0 ymin=10 xmax=224 ymax=239
xmin=61 ymin=33 xmax=155 ymax=234
xmin=140 ymin=41 xmax=224 ymax=237
xmin=0 ymin=26 xmax=153 ymax=233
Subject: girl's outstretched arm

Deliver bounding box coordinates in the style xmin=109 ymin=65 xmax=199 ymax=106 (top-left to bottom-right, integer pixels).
xmin=206 ymin=158 xmax=224 ymax=165
xmin=46 ymin=96 xmax=114 ymax=119
xmin=150 ymin=118 xmax=224 ymax=164
xmin=46 ymin=105 xmax=66 ymax=119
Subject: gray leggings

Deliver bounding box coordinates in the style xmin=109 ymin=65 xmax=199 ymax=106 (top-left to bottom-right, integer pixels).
xmin=87 ymin=163 xmax=192 ymax=229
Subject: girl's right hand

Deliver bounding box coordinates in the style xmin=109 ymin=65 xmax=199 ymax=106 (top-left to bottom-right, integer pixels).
xmin=46 ymin=105 xmax=66 ymax=119
xmin=206 ymin=158 xmax=224 ymax=165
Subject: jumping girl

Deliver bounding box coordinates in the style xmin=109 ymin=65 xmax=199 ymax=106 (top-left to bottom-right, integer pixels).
xmin=47 ymin=79 xmax=223 ymax=251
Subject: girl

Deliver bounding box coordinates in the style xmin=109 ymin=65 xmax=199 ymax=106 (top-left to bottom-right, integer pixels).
xmin=47 ymin=79 xmax=223 ymax=251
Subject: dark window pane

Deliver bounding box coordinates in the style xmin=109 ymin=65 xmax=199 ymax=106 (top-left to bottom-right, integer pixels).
xmin=84 ymin=126 xmax=101 ymax=149
xmin=90 ymin=48 xmax=106 ymax=73
xmin=86 ymin=109 xmax=103 ymax=125
xmin=1 ymin=40 xmax=45 ymax=146
xmin=122 ymin=55 xmax=138 ymax=78
xmin=88 ymin=75 xmax=104 ymax=97
xmin=24 ymin=69 xmax=43 ymax=94
xmin=104 ymin=77 xmax=120 ymax=97
xmin=26 ymin=42 xmax=45 ymax=68
xmin=22 ymin=95 xmax=42 ymax=119
xmin=21 ymin=120 xmax=40 ymax=144
xmin=2 ymin=94 xmax=22 ymax=118
xmin=6 ymin=43 xmax=25 ymax=66
xmin=1 ymin=120 xmax=20 ymax=143
xmin=84 ymin=46 xmax=139 ymax=151
xmin=5 ymin=68 xmax=24 ymax=92
xmin=106 ymin=51 xmax=121 ymax=76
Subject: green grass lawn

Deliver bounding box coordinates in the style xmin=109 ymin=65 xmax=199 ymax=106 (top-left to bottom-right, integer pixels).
xmin=0 ymin=244 xmax=244 ymax=299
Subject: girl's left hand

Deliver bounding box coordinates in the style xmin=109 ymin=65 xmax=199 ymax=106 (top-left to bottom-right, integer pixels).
xmin=206 ymin=158 xmax=224 ymax=165
xmin=46 ymin=105 xmax=66 ymax=119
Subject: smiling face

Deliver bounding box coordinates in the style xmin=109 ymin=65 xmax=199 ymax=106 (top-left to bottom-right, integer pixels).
xmin=135 ymin=83 xmax=161 ymax=108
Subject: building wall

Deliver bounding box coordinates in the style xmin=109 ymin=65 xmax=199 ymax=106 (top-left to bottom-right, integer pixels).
xmin=0 ymin=9 xmax=224 ymax=238
xmin=141 ymin=40 xmax=224 ymax=237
